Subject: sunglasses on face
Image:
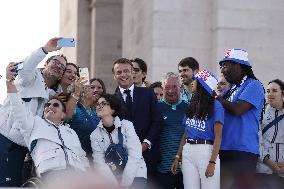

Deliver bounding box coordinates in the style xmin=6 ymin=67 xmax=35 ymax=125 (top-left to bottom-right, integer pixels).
xmin=44 ymin=102 xmax=60 ymax=108
xmin=95 ymin=101 xmax=110 ymax=109
xmin=50 ymin=59 xmax=66 ymax=71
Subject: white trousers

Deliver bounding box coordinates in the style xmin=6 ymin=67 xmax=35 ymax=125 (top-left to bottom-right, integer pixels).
xmin=182 ymin=143 xmax=220 ymax=189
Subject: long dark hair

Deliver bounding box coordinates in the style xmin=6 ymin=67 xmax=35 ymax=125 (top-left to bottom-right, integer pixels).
xmin=241 ymin=65 xmax=266 ymax=124
xmin=186 ymin=80 xmax=214 ymax=120
xmin=90 ymin=78 xmax=106 ymax=94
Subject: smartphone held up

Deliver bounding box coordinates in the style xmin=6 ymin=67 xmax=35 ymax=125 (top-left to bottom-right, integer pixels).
xmin=79 ymin=67 xmax=90 ymax=85
xmin=12 ymin=62 xmax=24 ymax=73
xmin=57 ymin=38 xmax=76 ymax=47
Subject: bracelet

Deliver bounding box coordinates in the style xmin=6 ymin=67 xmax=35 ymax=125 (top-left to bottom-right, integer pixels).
xmin=71 ymin=93 xmax=79 ymax=101
xmin=209 ymin=161 xmax=216 ymax=164
xmin=41 ymin=47 xmax=48 ymax=54
xmin=263 ymin=154 xmax=270 ymax=163
xmin=175 ymin=155 xmax=180 ymax=160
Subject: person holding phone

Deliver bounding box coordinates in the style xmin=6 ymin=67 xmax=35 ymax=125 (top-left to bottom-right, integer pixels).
xmin=0 ymin=37 xmax=67 ymax=187
xmin=65 ymin=77 xmax=106 ymax=163
xmin=5 ymin=63 xmax=89 ymax=182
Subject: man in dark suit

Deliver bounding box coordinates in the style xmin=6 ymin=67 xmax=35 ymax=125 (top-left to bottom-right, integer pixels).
xmin=112 ymin=58 xmax=162 ymax=186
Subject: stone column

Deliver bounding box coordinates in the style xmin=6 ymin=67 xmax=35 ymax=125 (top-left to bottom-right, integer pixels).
xmin=213 ymin=0 xmax=284 ymax=85
xmin=90 ymin=0 xmax=123 ymax=92
xmin=123 ymin=0 xmax=214 ymax=82
xmin=60 ymin=0 xmax=122 ymax=92
xmin=60 ymin=0 xmax=91 ymax=68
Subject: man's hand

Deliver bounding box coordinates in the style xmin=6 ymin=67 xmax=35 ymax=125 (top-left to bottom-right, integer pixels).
xmin=6 ymin=62 xmax=18 ymax=93
xmin=42 ymin=37 xmax=62 ymax=53
xmin=141 ymin=142 xmax=149 ymax=152
xmin=6 ymin=62 xmax=18 ymax=82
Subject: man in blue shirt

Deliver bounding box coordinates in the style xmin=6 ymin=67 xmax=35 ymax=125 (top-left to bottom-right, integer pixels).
xmin=157 ymin=72 xmax=188 ymax=189
xmin=216 ymin=49 xmax=265 ymax=188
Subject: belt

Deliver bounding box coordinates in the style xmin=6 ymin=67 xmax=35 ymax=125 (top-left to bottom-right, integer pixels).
xmin=186 ymin=139 xmax=213 ymax=145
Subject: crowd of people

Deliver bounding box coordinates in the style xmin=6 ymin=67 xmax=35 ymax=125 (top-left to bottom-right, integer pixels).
xmin=0 ymin=37 xmax=283 ymax=189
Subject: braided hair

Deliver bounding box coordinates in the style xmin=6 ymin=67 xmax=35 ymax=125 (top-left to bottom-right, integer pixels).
xmin=241 ymin=65 xmax=266 ymax=124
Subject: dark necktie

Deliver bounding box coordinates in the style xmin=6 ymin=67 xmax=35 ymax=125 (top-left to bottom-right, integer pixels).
xmin=123 ymin=89 xmax=132 ymax=120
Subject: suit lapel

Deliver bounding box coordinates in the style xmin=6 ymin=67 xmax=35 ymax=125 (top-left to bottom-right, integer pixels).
xmin=115 ymin=86 xmax=124 ymax=101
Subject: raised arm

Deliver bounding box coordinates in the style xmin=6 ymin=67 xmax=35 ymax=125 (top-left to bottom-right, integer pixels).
xmin=16 ymin=37 xmax=62 ymax=87
xmin=65 ymin=78 xmax=85 ymax=119
xmin=6 ymin=63 xmax=35 ymax=145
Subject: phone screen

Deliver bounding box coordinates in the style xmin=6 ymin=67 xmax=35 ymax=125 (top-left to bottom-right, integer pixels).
xmin=57 ymin=38 xmax=75 ymax=47
xmin=79 ymin=67 xmax=90 ymax=85
xmin=16 ymin=62 xmax=24 ymax=71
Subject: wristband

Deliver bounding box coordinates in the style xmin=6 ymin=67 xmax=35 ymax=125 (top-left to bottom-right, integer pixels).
xmin=41 ymin=47 xmax=48 ymax=54
xmin=209 ymin=161 xmax=216 ymax=164
xmin=263 ymin=154 xmax=270 ymax=163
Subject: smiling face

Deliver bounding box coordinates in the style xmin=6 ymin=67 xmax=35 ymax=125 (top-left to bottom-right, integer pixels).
xmin=89 ymin=80 xmax=104 ymax=102
xmin=95 ymin=97 xmax=114 ymax=118
xmin=163 ymin=77 xmax=181 ymax=104
xmin=43 ymin=99 xmax=65 ymax=123
xmin=45 ymin=56 xmax=67 ymax=80
xmin=61 ymin=64 xmax=78 ymax=86
xmin=178 ymin=65 xmax=194 ymax=85
xmin=113 ymin=63 xmax=133 ymax=89
xmin=266 ymin=82 xmax=284 ymax=109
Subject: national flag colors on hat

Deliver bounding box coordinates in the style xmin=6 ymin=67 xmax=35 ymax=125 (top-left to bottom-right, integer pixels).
xmin=193 ymin=70 xmax=218 ymax=96
xmin=219 ymin=48 xmax=251 ymax=67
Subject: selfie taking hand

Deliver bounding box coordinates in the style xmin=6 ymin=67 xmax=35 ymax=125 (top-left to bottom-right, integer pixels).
xmin=42 ymin=37 xmax=62 ymax=53
xmin=6 ymin=62 xmax=18 ymax=82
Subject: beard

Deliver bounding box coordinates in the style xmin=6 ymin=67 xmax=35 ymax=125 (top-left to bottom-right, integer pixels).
xmin=43 ymin=70 xmax=61 ymax=89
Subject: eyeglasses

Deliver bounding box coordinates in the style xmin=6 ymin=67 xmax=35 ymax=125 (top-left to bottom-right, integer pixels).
xmin=50 ymin=59 xmax=66 ymax=71
xmin=95 ymin=101 xmax=110 ymax=109
xmin=44 ymin=102 xmax=60 ymax=108
xmin=133 ymin=67 xmax=141 ymax=72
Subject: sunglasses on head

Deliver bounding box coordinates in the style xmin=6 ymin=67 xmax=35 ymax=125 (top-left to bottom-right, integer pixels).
xmin=44 ymin=102 xmax=60 ymax=108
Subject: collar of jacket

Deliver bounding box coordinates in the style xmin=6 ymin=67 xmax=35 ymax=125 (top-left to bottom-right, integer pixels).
xmin=97 ymin=116 xmax=122 ymax=129
xmin=44 ymin=118 xmax=68 ymax=127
